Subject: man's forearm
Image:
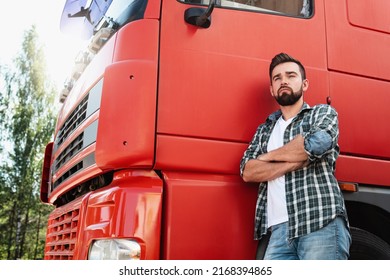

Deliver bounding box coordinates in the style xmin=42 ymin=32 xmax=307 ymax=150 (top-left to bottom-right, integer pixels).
xmin=259 ymin=135 xmax=308 ymax=162
xmin=242 ymin=158 xmax=306 ymax=183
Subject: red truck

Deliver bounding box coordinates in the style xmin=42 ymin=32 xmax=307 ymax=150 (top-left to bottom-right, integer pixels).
xmin=40 ymin=0 xmax=390 ymax=260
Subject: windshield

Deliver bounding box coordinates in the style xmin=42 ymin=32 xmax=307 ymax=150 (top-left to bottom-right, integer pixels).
xmin=60 ymin=0 xmax=148 ymax=40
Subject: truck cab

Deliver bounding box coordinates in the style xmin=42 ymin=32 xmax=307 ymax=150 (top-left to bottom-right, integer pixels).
xmin=41 ymin=0 xmax=390 ymax=260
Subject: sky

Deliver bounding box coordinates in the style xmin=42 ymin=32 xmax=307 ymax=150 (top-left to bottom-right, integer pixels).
xmin=0 ymin=0 xmax=87 ymax=92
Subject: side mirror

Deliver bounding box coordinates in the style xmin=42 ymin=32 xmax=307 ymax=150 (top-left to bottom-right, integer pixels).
xmin=184 ymin=0 xmax=216 ymax=28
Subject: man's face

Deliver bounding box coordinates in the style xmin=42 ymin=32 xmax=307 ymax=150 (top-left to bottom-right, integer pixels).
xmin=270 ymin=62 xmax=308 ymax=106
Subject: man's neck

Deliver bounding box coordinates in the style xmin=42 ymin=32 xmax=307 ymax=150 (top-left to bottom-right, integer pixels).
xmin=280 ymin=99 xmax=304 ymax=120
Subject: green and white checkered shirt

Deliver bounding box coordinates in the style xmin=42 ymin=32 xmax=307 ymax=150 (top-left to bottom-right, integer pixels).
xmin=240 ymin=103 xmax=348 ymax=240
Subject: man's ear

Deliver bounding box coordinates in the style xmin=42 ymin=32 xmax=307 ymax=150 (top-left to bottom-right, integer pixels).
xmin=303 ymin=79 xmax=309 ymax=91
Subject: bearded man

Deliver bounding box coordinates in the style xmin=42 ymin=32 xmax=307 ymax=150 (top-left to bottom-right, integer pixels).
xmin=240 ymin=53 xmax=351 ymax=260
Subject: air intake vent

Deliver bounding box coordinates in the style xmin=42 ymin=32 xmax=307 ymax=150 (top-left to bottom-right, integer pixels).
xmin=53 ymin=153 xmax=95 ymax=190
xmin=56 ymin=94 xmax=89 ymax=149
xmin=45 ymin=207 xmax=80 ymax=260
xmin=54 ymin=132 xmax=84 ymax=173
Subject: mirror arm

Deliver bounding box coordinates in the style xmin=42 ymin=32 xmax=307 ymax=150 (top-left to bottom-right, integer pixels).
xmin=184 ymin=0 xmax=218 ymax=28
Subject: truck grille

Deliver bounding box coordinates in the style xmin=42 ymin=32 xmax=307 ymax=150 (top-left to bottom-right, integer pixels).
xmin=56 ymin=94 xmax=89 ymax=149
xmin=44 ymin=207 xmax=80 ymax=260
xmin=54 ymin=132 xmax=84 ymax=172
xmin=51 ymin=79 xmax=103 ymax=191
xmin=53 ymin=153 xmax=96 ymax=190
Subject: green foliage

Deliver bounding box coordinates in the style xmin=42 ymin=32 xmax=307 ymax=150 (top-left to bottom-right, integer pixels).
xmin=0 ymin=25 xmax=56 ymax=259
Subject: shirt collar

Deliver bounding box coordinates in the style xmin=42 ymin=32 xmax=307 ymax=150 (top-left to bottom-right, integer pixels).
xmin=267 ymin=102 xmax=312 ymax=122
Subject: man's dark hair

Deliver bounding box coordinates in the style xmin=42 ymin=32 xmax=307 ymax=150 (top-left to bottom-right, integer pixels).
xmin=269 ymin=53 xmax=306 ymax=81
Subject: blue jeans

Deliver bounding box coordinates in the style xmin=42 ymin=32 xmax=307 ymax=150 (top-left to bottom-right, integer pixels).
xmin=264 ymin=217 xmax=351 ymax=260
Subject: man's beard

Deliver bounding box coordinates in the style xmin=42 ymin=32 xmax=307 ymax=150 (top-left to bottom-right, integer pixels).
xmin=274 ymin=86 xmax=303 ymax=106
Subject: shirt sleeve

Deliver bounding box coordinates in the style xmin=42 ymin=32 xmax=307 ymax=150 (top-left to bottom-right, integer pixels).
xmin=240 ymin=124 xmax=264 ymax=177
xmin=302 ymin=105 xmax=339 ymax=162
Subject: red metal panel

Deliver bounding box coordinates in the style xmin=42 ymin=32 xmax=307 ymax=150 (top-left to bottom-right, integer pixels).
xmin=96 ymin=20 xmax=159 ymax=170
xmin=75 ymin=170 xmax=163 ymax=260
xmin=96 ymin=60 xmax=157 ymax=170
xmin=347 ymin=0 xmax=390 ymax=34
xmin=325 ymin=0 xmax=390 ymax=81
xmin=330 ymin=72 xmax=390 ymax=160
xmin=144 ymin=0 xmax=161 ymax=19
xmin=336 ymin=155 xmax=390 ymax=187
xmin=112 ymin=19 xmax=159 ymax=63
xmin=161 ymin=171 xmax=258 ymax=260
xmin=155 ymin=134 xmax=248 ymax=175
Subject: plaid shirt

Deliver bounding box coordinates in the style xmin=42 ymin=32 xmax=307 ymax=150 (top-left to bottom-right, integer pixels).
xmin=240 ymin=103 xmax=348 ymax=240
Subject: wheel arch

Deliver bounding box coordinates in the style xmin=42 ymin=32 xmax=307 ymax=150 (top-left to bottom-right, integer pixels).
xmin=345 ymin=200 xmax=390 ymax=245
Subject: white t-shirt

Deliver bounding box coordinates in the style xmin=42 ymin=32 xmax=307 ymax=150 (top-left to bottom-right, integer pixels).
xmin=266 ymin=116 xmax=293 ymax=228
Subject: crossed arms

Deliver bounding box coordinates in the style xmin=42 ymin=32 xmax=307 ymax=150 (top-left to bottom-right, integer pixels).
xmin=241 ymin=135 xmax=308 ymax=183
xmin=241 ymin=106 xmax=339 ymax=184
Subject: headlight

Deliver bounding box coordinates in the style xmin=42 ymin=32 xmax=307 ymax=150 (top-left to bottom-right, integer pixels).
xmin=88 ymin=239 xmax=141 ymax=260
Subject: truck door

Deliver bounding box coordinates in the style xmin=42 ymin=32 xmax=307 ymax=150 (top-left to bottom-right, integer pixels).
xmin=156 ymin=0 xmax=329 ymax=259
xmin=325 ymin=0 xmax=390 ymax=186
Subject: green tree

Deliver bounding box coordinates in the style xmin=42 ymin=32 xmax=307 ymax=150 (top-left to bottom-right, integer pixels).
xmin=0 ymin=25 xmax=56 ymax=259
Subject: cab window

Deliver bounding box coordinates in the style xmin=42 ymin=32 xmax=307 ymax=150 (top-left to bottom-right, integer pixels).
xmin=180 ymin=0 xmax=313 ymax=18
